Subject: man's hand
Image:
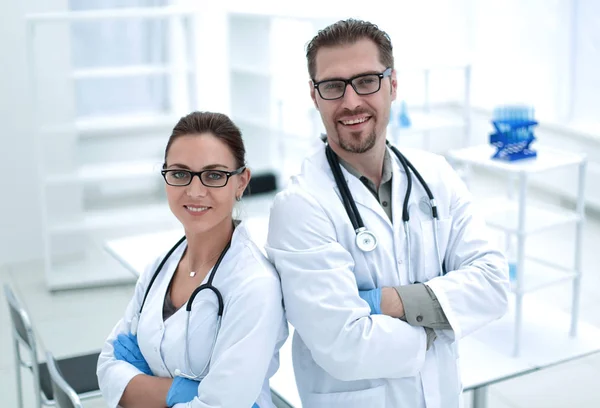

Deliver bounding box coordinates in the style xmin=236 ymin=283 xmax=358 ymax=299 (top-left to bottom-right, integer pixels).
xmin=166 ymin=377 xmax=200 ymax=406
xmin=358 ymin=289 xmax=382 ymax=314
xmin=359 ymin=287 xmax=405 ymax=318
xmin=381 ymin=287 xmax=405 ymax=318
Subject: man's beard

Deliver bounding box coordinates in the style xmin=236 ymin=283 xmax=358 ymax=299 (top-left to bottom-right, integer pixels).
xmin=338 ymin=129 xmax=377 ymax=154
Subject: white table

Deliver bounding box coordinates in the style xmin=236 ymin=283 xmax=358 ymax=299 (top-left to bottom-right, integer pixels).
xmin=105 ymin=216 xmax=600 ymax=408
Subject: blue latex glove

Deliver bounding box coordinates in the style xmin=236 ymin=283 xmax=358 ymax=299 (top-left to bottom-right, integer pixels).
xmin=358 ymin=288 xmax=382 ymax=315
xmin=167 ymin=376 xmax=200 ymax=406
xmin=113 ymin=333 xmax=152 ymax=376
xmin=166 ymin=377 xmax=258 ymax=407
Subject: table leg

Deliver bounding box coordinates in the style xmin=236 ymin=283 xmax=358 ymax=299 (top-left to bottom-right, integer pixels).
xmin=513 ymin=172 xmax=527 ymax=357
xmin=472 ymin=386 xmax=488 ymax=408
xmin=571 ymin=160 xmax=587 ymax=337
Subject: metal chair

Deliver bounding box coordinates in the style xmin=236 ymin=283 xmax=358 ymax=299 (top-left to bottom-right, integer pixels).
xmin=3 ymin=283 xmax=102 ymax=407
xmin=45 ymin=352 xmax=83 ymax=408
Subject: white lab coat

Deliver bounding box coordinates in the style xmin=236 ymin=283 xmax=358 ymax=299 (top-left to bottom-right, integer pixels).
xmin=97 ymin=221 xmax=289 ymax=408
xmin=266 ymin=144 xmax=509 ymax=408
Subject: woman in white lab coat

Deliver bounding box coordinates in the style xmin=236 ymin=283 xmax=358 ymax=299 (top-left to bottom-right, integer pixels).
xmin=97 ymin=111 xmax=288 ymax=408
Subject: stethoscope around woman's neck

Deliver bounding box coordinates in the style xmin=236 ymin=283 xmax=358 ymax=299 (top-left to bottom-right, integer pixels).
xmin=131 ymin=236 xmax=230 ymax=380
xmin=324 ymin=142 xmax=446 ymax=281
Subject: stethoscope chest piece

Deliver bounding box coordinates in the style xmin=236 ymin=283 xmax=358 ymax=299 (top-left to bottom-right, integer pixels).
xmin=356 ymin=227 xmax=378 ymax=252
xmin=325 ymin=142 xmax=444 ymax=278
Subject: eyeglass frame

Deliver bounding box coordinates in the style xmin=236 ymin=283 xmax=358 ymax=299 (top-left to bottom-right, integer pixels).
xmin=161 ymin=166 xmax=246 ymax=188
xmin=312 ymin=67 xmax=393 ymax=100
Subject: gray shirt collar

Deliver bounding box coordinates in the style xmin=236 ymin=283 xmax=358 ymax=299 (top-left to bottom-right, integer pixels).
xmin=337 ymin=148 xmax=393 ymax=189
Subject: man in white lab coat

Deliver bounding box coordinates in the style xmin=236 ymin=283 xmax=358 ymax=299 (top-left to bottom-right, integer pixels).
xmin=266 ymin=19 xmax=510 ymax=408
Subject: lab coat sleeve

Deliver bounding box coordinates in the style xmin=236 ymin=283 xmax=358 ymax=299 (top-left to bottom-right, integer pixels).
xmin=266 ymin=187 xmax=427 ymax=381
xmin=96 ymin=263 xmax=155 ymax=408
xmin=184 ymin=268 xmax=287 ymax=408
xmin=425 ymin=158 xmax=510 ymax=341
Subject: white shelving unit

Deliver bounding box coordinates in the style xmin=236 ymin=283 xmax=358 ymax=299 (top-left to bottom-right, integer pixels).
xmin=44 ymin=159 xmax=160 ymax=185
xmin=389 ymin=64 xmax=472 ymax=150
xmin=480 ymin=198 xmax=582 ymax=235
xmin=447 ymin=144 xmax=587 ymax=356
xmin=25 ymin=7 xmax=197 ymax=291
xmin=227 ymin=13 xmax=279 ymax=178
xmin=47 ymin=203 xmax=174 ymax=235
xmin=37 ymin=113 xmax=182 ymax=139
xmin=226 ymin=11 xmax=341 ymax=185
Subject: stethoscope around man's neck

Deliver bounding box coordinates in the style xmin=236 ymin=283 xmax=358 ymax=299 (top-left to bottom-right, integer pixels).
xmin=131 ymin=235 xmax=230 ymax=380
xmin=325 ymin=142 xmax=446 ymax=281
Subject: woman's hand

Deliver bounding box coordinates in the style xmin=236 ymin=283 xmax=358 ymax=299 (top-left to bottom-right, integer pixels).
xmin=113 ymin=333 xmax=153 ymax=375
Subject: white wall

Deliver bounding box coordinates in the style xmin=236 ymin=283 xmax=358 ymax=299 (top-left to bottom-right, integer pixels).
xmin=0 ymin=1 xmax=42 ymax=266
xmin=2 ymin=0 xmax=598 ymax=267
xmin=469 ymin=0 xmax=573 ymax=122
xmin=0 ymin=0 xmax=73 ymax=267
xmin=572 ymin=0 xmax=600 ymax=126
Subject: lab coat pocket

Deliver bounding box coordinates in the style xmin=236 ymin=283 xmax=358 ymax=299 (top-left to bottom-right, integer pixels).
xmin=304 ymin=384 xmax=386 ymax=408
xmin=419 ymin=217 xmax=452 ymax=281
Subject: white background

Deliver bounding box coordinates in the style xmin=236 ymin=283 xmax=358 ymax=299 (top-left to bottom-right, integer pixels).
xmin=1 ymin=0 xmax=598 ymax=266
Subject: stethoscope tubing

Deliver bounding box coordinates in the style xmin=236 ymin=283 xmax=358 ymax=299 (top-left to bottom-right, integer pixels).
xmin=325 ymin=142 xmax=445 ymax=279
xmin=135 ymin=237 xmax=231 ymax=380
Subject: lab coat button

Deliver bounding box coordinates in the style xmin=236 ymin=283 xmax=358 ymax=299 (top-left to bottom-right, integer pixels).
xmin=398 ymin=260 xmax=403 ymax=265
xmin=416 ymin=315 xmax=423 ymax=323
xmin=383 ymin=201 xmax=388 ymax=207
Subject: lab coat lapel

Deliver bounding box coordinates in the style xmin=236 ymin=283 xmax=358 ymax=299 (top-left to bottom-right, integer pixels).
xmin=139 ymin=243 xmax=184 ymax=374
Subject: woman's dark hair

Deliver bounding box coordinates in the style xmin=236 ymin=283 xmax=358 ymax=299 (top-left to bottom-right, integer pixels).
xmin=163 ymin=111 xmax=246 ymax=168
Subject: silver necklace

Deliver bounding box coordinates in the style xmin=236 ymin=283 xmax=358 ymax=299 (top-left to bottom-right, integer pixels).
xmin=188 ymin=251 xmax=221 ymax=278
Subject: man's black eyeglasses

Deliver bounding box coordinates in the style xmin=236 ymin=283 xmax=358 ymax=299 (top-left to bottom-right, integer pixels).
xmin=313 ymin=68 xmax=392 ymax=100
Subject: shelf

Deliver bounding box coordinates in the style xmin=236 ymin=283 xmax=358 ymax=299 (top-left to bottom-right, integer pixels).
xmin=480 ymin=198 xmax=581 ymax=235
xmin=49 ymin=202 xmax=177 ymax=234
xmin=40 ymin=113 xmax=179 ymax=137
xmin=510 ymin=257 xmax=577 ymax=295
xmin=447 ymin=145 xmax=586 ymax=174
xmin=231 ymin=64 xmax=272 ymax=77
xmin=77 ymin=113 xmax=179 ymax=135
xmin=396 ymin=63 xmax=471 ymax=73
xmin=72 ymin=65 xmax=191 ymax=80
xmin=389 ymin=111 xmax=464 ymax=137
xmin=234 ymin=115 xmax=274 ymax=131
xmin=26 ymin=6 xmax=194 ymax=23
xmin=45 ymin=159 xmax=162 ymax=185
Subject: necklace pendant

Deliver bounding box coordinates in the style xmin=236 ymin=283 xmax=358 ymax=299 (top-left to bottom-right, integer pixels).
xmin=189 ymin=271 xmax=196 ymax=277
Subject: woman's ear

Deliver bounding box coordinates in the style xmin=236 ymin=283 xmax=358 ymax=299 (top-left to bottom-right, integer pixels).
xmin=236 ymin=167 xmax=251 ymax=199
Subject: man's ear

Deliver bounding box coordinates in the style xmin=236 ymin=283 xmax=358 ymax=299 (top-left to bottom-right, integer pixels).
xmin=390 ymin=69 xmax=398 ymax=101
xmin=309 ymin=80 xmax=319 ymax=110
